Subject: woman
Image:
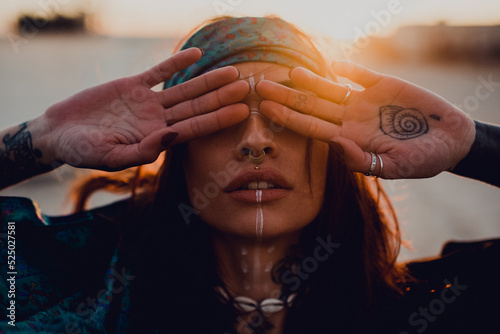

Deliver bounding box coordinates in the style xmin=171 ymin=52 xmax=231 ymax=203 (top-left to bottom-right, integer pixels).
xmin=1 ymin=16 xmax=499 ymax=333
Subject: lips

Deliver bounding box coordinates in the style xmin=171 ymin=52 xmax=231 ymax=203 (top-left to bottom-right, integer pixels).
xmin=224 ymin=169 xmax=292 ymax=203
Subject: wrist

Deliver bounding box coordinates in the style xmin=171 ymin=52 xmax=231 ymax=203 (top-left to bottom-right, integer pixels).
xmin=451 ymin=120 xmax=500 ymax=186
xmin=449 ymin=108 xmax=476 ymax=168
xmin=28 ymin=115 xmax=60 ymax=167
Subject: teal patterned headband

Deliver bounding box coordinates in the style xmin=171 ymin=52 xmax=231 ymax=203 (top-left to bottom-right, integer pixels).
xmin=164 ymin=17 xmax=325 ymax=88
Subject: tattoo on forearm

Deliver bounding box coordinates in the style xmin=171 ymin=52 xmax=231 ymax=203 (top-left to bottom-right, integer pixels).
xmin=429 ymin=114 xmax=441 ymax=121
xmin=379 ymin=105 xmax=429 ymax=140
xmin=0 ymin=122 xmax=51 ymax=187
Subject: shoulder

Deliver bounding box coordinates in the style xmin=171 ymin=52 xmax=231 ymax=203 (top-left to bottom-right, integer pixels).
xmin=0 ymin=196 xmax=138 ymax=331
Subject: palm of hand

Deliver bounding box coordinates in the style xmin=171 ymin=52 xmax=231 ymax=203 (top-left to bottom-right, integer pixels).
xmin=46 ymin=77 xmax=165 ymax=170
xmin=339 ymin=75 xmax=474 ymax=178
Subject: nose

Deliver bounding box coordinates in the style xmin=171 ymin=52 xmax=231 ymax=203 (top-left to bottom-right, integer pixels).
xmin=234 ymin=113 xmax=278 ymax=163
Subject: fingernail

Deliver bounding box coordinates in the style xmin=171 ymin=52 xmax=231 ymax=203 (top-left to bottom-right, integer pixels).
xmin=254 ymin=80 xmax=261 ymax=91
xmin=235 ymin=66 xmax=242 ymax=79
xmin=162 ymin=132 xmax=179 ymax=147
xmin=288 ymin=68 xmax=294 ymax=79
xmin=198 ymin=47 xmax=204 ymax=56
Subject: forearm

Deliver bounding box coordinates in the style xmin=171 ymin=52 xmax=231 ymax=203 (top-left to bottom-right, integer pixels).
xmin=451 ymin=120 xmax=500 ymax=187
xmin=0 ymin=117 xmax=60 ymax=190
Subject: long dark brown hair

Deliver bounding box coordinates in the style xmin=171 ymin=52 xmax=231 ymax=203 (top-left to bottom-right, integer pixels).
xmin=72 ymin=16 xmax=408 ymax=333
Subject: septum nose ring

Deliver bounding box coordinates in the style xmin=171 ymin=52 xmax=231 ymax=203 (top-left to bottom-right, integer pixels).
xmin=243 ymin=148 xmax=266 ymax=165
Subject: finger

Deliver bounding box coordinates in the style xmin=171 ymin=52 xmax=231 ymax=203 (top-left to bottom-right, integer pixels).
xmin=330 ymin=137 xmax=369 ymax=172
xmin=256 ymin=80 xmax=344 ymax=124
xmin=102 ymin=131 xmax=176 ymax=169
xmin=111 ymin=104 xmax=249 ymax=167
xmin=289 ymin=67 xmax=352 ymax=104
xmin=330 ymin=137 xmax=387 ymax=178
xmin=332 ymin=60 xmax=382 ymax=88
xmin=170 ymin=103 xmax=250 ymax=142
xmin=158 ymin=66 xmax=241 ymax=107
xmin=259 ymin=100 xmax=341 ymax=142
xmin=138 ymin=48 xmax=203 ymax=88
xmin=166 ymin=80 xmax=250 ymax=124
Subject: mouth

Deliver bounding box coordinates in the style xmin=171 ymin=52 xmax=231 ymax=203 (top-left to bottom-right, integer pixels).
xmin=239 ymin=180 xmax=280 ymax=190
xmin=224 ymin=169 xmax=292 ymax=203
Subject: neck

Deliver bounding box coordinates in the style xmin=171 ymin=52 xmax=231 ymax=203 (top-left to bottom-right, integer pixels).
xmin=211 ymin=230 xmax=300 ymax=301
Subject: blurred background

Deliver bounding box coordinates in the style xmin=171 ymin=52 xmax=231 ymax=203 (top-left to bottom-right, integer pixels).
xmin=1 ymin=0 xmax=499 ymax=261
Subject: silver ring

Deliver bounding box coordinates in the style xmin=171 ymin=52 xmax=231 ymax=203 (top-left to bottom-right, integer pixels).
xmin=339 ymin=84 xmax=352 ymax=105
xmin=374 ymin=154 xmax=383 ymax=178
xmin=365 ymin=152 xmax=376 ymax=176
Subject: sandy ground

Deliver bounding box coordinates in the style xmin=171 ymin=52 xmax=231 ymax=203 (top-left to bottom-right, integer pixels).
xmin=0 ymin=35 xmax=499 ymax=261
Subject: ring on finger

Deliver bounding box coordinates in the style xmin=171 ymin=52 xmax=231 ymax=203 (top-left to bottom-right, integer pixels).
xmin=339 ymin=84 xmax=352 ymax=105
xmin=365 ymin=152 xmax=377 ymax=176
xmin=374 ymin=154 xmax=384 ymax=178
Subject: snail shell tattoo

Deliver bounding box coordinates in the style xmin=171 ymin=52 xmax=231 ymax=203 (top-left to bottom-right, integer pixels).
xmin=379 ymin=105 xmax=429 ymax=140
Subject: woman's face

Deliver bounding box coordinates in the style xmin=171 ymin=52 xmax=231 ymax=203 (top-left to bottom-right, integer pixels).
xmin=183 ymin=62 xmax=329 ymax=240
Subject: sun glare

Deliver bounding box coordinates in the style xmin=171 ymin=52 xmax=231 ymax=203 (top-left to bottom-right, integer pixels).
xmin=1 ymin=0 xmax=499 ymax=39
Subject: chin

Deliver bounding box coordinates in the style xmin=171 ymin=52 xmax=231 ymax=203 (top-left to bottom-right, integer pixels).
xmin=199 ymin=208 xmax=311 ymax=241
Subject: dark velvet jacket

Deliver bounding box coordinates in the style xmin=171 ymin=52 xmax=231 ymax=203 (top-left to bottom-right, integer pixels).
xmin=1 ymin=194 xmax=499 ymax=333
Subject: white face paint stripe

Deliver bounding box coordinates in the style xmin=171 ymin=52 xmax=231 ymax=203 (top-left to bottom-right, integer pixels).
xmin=256 ymin=190 xmax=263 ymax=239
xmin=258 ymin=206 xmax=264 ymax=238
xmin=256 ymin=189 xmax=262 ymax=203
xmin=249 ymin=72 xmax=265 ymax=116
xmin=248 ymin=72 xmax=255 ymax=92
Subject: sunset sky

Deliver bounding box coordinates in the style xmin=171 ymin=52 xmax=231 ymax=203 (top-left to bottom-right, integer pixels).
xmin=2 ymin=0 xmax=500 ymax=40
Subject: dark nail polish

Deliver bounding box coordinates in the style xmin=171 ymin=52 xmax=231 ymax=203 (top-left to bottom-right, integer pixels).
xmin=162 ymin=132 xmax=179 ymax=147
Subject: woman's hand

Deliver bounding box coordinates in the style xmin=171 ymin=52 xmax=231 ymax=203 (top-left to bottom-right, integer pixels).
xmin=256 ymin=61 xmax=475 ymax=179
xmin=37 ymin=48 xmax=250 ymax=171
